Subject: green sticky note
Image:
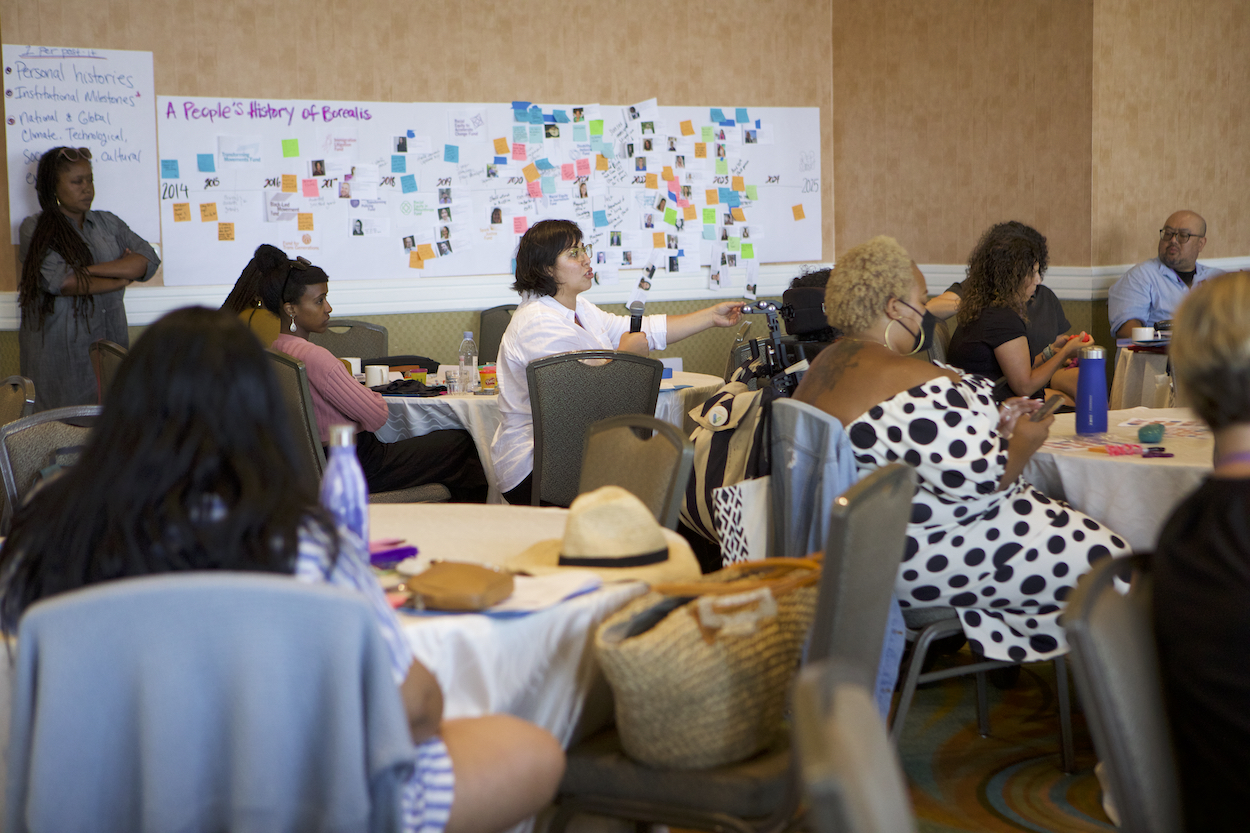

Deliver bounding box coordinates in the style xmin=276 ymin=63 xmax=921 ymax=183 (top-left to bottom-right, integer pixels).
xmin=715 ymin=160 xmax=729 ymax=175
xmin=745 ymin=185 xmax=758 ymax=200
xmin=742 ymin=243 xmax=755 ymax=259
xmin=702 ymin=208 xmax=717 ymax=224
xmin=281 ymin=139 xmax=300 ymax=158
xmin=727 ymin=237 xmax=741 ymax=252
xmin=701 ymin=126 xmax=714 ymax=142
xmin=589 ymin=119 xmax=604 ymax=136
xmin=664 ymin=207 xmax=677 ymax=225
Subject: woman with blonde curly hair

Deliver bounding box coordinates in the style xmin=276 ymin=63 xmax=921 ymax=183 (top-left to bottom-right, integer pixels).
xmin=795 ymin=235 xmax=1129 ymax=664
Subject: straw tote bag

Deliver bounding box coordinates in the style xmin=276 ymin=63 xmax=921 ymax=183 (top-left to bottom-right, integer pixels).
xmin=594 ymin=558 xmax=819 ymax=769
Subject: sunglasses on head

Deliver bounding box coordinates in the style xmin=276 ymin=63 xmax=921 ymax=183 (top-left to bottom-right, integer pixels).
xmin=57 ymin=147 xmax=92 ymax=162
xmin=280 ymin=256 xmax=313 ymax=305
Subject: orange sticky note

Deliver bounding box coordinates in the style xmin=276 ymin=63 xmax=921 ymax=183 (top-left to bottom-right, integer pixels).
xmin=297 ymin=213 xmax=314 ymax=231
xmin=493 ymin=137 xmax=509 ymax=154
xmin=662 ymin=166 xmax=674 ymax=181
xmin=172 ymin=203 xmax=191 ymax=222
xmin=653 ymin=232 xmax=666 ymax=248
xmin=595 ymin=154 xmax=609 ymax=171
xmin=792 ymin=204 xmax=806 ymax=221
xmin=417 ymin=243 xmax=437 ymax=260
xmin=199 ymin=203 xmax=218 ymax=221
xmin=522 ymin=162 xmax=540 ymax=182
xmin=683 ymin=205 xmax=697 ymax=221
xmin=731 ymin=176 xmax=745 ymax=192
xmin=731 ymin=207 xmax=745 ymax=222
xmin=217 ymin=222 xmax=234 ymax=241
xmin=706 ymin=189 xmax=719 ymax=205
xmin=645 ymin=173 xmax=658 ymax=190
xmin=680 ymin=120 xmax=694 ymax=136
xmin=409 ymin=250 xmax=424 ymax=269
xmin=281 ymin=174 xmax=297 ymax=193
xmin=694 ymin=143 xmax=707 ymax=159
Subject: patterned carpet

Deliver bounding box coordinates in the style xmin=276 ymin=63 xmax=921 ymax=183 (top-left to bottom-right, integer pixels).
xmin=894 ymin=652 xmax=1117 ymax=832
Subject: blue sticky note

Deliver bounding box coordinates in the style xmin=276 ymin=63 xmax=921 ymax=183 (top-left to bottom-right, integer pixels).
xmin=407 ymin=129 xmax=416 ymax=138
xmin=400 ymin=174 xmax=417 ymax=193
xmin=593 ymin=210 xmax=608 ymax=228
xmin=444 ymin=145 xmax=459 ymax=163
xmin=573 ymin=124 xmax=588 ymax=142
xmin=511 ymin=100 xmax=531 ymax=111
xmin=535 ymin=158 xmax=555 ymax=171
xmin=528 ymin=106 xmax=543 ymax=124
xmin=736 ymin=108 xmax=749 ymax=123
xmin=720 ymin=119 xmax=736 ymax=127
xmin=668 ymin=190 xmax=677 ymax=202
xmin=160 ymin=159 xmax=179 ymax=179
xmin=719 ymin=187 xmax=734 ymax=202
xmin=391 ymin=155 xmax=407 ymax=174
xmin=513 ymin=125 xmax=528 ymax=143
xmin=754 ymin=120 xmax=761 ymax=129
xmin=703 ymin=226 xmax=716 ymax=240
xmin=710 ymin=108 xmax=725 ymax=123
xmin=514 ymin=109 xmax=529 ymax=123
xmin=725 ymin=191 xmax=741 ymax=208
xmin=601 ymin=145 xmax=614 ymax=159
xmin=529 ymin=125 xmax=544 ymax=143
xmin=553 ymin=110 xmax=570 ymax=123
xmin=196 ymin=154 xmax=215 ymax=173
xmin=678 ymin=249 xmax=685 ymax=257
xmin=541 ymin=176 xmax=555 ymax=195
xmin=494 ymin=156 xmax=507 ymax=165
xmin=543 ymin=114 xmax=555 ymax=123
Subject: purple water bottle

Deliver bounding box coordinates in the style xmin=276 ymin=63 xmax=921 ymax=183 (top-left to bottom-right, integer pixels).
xmin=1075 ymin=345 xmax=1108 ymax=434
xmin=320 ymin=424 xmax=369 ymax=543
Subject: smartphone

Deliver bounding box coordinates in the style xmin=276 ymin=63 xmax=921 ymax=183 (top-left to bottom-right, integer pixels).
xmin=1030 ymin=394 xmax=1064 ymax=422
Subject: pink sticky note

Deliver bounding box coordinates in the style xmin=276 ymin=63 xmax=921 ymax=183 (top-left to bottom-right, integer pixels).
xmin=576 ymin=157 xmax=591 ymax=176
xmin=677 ymin=198 xmax=691 ymax=208
xmin=512 ymin=143 xmax=527 ymax=161
xmin=301 ymin=179 xmax=318 ymax=198
xmin=527 ymin=180 xmax=543 ymax=198
xmin=667 ymin=179 xmax=680 ymax=194
xmin=561 ymin=163 xmax=575 ymax=181
xmin=513 ymin=216 xmax=529 ymax=234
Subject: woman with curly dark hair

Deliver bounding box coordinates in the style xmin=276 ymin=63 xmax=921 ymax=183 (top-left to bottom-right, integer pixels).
xmin=18 ymin=146 xmax=159 ymax=410
xmin=947 ymin=222 xmax=1087 ymax=400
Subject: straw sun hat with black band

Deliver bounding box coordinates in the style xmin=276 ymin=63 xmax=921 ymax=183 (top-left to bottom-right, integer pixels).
xmin=507 ymin=486 xmax=701 ymax=584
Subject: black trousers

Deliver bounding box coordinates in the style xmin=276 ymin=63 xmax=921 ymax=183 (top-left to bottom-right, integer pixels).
xmin=350 ymin=429 xmax=488 ymax=503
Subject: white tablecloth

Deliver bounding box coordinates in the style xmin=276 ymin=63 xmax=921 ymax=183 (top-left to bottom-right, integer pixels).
xmin=1023 ymin=407 xmax=1211 ymax=552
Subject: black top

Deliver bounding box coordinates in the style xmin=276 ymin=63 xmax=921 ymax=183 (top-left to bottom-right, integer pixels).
xmin=946 ymin=282 xmax=1070 ymax=360
xmin=945 ymin=306 xmax=1026 ymax=384
xmin=1154 ymin=477 xmax=1250 ymax=832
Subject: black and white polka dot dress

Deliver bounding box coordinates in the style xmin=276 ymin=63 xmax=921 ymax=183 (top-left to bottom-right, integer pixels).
xmin=847 ymin=370 xmax=1130 ymax=662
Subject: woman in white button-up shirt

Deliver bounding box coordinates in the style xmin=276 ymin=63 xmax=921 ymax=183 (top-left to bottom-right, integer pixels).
xmin=492 ymin=219 xmax=742 ymax=505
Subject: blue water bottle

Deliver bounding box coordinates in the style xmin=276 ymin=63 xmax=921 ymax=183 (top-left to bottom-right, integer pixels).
xmin=1075 ymin=345 xmax=1108 ymax=434
xmin=321 ymin=424 xmax=369 ymax=543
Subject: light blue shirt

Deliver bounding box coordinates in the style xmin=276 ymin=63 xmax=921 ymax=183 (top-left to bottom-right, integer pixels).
xmin=1108 ymin=257 xmax=1223 ymax=333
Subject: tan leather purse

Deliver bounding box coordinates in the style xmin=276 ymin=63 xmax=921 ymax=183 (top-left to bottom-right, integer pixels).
xmin=408 ymin=562 xmax=514 ymax=611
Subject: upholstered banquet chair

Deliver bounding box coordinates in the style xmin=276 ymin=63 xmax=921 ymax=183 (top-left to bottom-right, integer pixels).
xmin=478 ymin=304 xmax=516 ymax=364
xmin=88 ymin=339 xmax=127 ymax=405
xmin=309 ymin=318 xmax=388 ymax=360
xmin=0 ymin=405 xmax=100 ymax=534
xmin=577 ymin=414 xmax=693 ymax=529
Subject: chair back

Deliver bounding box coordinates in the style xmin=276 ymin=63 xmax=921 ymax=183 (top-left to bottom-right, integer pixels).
xmin=793 ymin=659 xmax=917 ymax=833
xmin=479 ymin=304 xmax=516 ymax=364
xmin=0 ymin=377 xmax=36 ymax=426
xmin=926 ymin=319 xmax=952 ymax=364
xmin=88 ymin=340 xmax=128 ymax=404
xmin=578 ymin=414 xmax=693 ymax=528
xmin=309 ymin=318 xmax=388 ymax=359
xmin=807 ymin=464 xmax=916 ymax=672
xmin=4 ymin=572 xmax=416 ymax=832
xmin=266 ymin=350 xmax=325 ymax=487
xmin=1065 ymin=553 xmax=1182 ymax=833
xmin=0 ymin=406 xmax=100 ymax=532
xmin=770 ymin=399 xmax=859 ymax=560
xmin=527 ymin=350 xmax=664 ymax=507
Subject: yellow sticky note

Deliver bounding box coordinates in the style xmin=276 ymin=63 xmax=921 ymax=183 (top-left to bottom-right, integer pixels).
xmin=645 ymin=173 xmax=658 ymax=190
xmin=522 ymin=162 xmax=540 ymax=182
xmin=297 ymin=213 xmax=314 ymax=231
xmin=281 ymin=174 xmax=297 ymax=193
xmin=217 ymin=222 xmax=234 ymax=241
xmin=731 ymin=207 xmax=745 ymax=222
xmin=493 ymin=137 xmax=509 ymax=154
xmin=409 ymin=250 xmax=424 ymax=269
xmin=731 ymin=176 xmax=745 ymax=192
xmin=417 ymin=243 xmax=437 ymax=260
xmin=596 ymin=154 xmax=609 ymax=171
xmin=680 ymin=120 xmax=694 ymax=136
xmin=200 ymin=203 xmax=218 ymax=222
xmin=172 ymin=203 xmax=191 ymax=222
xmin=705 ymin=189 xmax=719 ymax=205
xmin=662 ymin=166 xmax=674 ymax=182
xmin=683 ymin=205 xmax=697 ymax=221
xmin=653 ymin=232 xmax=666 ymax=248
xmin=792 ymin=204 xmax=806 ymax=221
xmin=694 ymin=143 xmax=707 ymax=159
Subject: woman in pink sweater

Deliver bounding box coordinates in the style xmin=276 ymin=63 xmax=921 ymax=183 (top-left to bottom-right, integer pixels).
xmin=261 ymin=252 xmax=486 ymax=502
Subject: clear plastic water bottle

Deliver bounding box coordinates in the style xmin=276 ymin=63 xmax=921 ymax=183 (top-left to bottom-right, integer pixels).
xmin=320 ymin=424 xmax=369 ymax=544
xmin=458 ymin=331 xmax=479 ymax=393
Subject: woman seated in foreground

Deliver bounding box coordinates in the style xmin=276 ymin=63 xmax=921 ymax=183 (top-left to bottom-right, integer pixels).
xmin=945 ymin=222 xmax=1088 ymax=401
xmin=1153 ymin=271 xmax=1250 ymax=831
xmin=793 ymin=235 xmax=1129 ymax=663
xmin=0 ymin=308 xmax=564 ymax=833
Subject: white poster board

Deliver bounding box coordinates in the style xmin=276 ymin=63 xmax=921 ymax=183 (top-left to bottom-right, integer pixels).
xmin=155 ymin=96 xmax=820 ymax=286
xmin=2 ymin=44 xmax=159 ymax=244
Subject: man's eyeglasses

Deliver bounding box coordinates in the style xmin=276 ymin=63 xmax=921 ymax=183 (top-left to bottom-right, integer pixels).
xmin=1160 ymin=228 xmax=1200 ymax=244
xmin=565 ymin=244 xmax=593 ymax=260
xmin=57 ymin=147 xmax=92 ymax=162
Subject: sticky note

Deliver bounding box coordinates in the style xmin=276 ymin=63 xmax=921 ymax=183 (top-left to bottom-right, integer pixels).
xmin=728 ymin=237 xmax=740 ymax=252
xmin=742 ymin=243 xmax=755 ymax=259
xmin=401 ymin=174 xmax=417 ymax=193
xmin=444 ymin=145 xmax=459 ymax=163
xmin=703 ymin=208 xmax=717 ymax=224
xmin=297 ymin=213 xmax=314 ymax=231
xmin=418 ymin=243 xmax=436 ymax=260
xmin=703 ymin=226 xmax=716 ymax=240
xmin=494 ymin=156 xmax=507 ymax=165
xmin=701 ymin=126 xmax=714 ymax=142
xmin=725 ymin=191 xmax=741 ymax=207
xmin=160 ymin=159 xmax=179 ymax=179
xmin=645 ymin=173 xmax=658 ymax=189
xmin=172 ymin=203 xmax=191 ymax=222
xmin=664 ymin=207 xmax=677 ymax=225
xmin=576 ymin=157 xmax=591 ymax=176
xmin=200 ymin=203 xmax=218 ymax=222
xmin=217 ymin=222 xmax=234 ymax=241
xmin=710 ymin=108 xmax=725 ymax=123
xmin=706 ymin=189 xmax=719 ymax=205
xmin=410 ymin=251 xmax=424 ymax=269
xmin=593 ymin=210 xmax=608 ymax=228
xmin=513 ymin=125 xmax=528 ymax=143
xmin=302 ymin=179 xmax=318 ymax=197
xmin=561 ymin=163 xmax=575 ymax=181
xmin=732 ymin=176 xmax=745 ymax=192
xmin=792 ymin=204 xmax=806 ymax=221
xmin=513 ymin=216 xmax=528 ymax=234
xmin=407 ymin=129 xmax=415 ymax=138
xmin=715 ymin=160 xmax=729 ymax=175
xmin=662 ymin=166 xmax=674 ymax=182
xmin=529 ymin=125 xmax=544 ymax=143
xmin=694 ymin=143 xmax=707 ymax=159
xmin=683 ymin=205 xmax=697 ymax=221
xmin=388 ymin=155 xmax=405 ymax=174
xmin=719 ymin=188 xmax=734 ymax=203
xmin=512 ymin=143 xmax=527 ymax=161
xmin=529 ymin=106 xmax=543 ymax=124
xmin=281 ymin=174 xmax=297 ymax=193
xmin=535 ymin=158 xmax=555 ymax=171
xmin=668 ymin=180 xmax=680 ymax=195
xmin=589 ymin=119 xmax=604 ymax=136
xmin=680 ymin=120 xmax=694 ymax=136
xmin=553 ymin=109 xmax=570 ymax=123
xmin=541 ymin=177 xmax=555 ymax=195
xmin=573 ymin=124 xmax=588 ymax=142
xmin=512 ymin=100 xmax=531 ymax=111
xmin=653 ymin=232 xmax=666 ymax=248
xmin=282 ymin=139 xmax=300 ymax=158
xmin=736 ymin=108 xmax=749 ymax=124
xmin=731 ymin=207 xmax=746 ymax=222
xmin=527 ymin=180 xmax=543 ymax=198
xmin=522 ymin=162 xmax=540 ymax=182
xmin=514 ymin=108 xmax=529 ymax=123
xmin=746 ymin=185 xmax=758 ymax=200
xmin=197 ymin=154 xmax=215 ymax=173
xmin=596 ymin=154 xmax=608 ymax=171
xmin=494 ymin=137 xmax=510 ymax=154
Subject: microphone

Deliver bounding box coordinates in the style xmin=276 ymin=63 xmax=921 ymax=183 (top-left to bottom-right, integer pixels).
xmin=629 ymin=301 xmax=645 ymax=333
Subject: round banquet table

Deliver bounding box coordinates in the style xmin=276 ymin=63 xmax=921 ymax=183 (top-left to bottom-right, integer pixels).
xmin=1022 ymin=407 xmax=1212 ymax=552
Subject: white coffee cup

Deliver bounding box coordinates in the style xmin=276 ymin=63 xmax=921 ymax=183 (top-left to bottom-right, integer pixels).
xmin=1130 ymin=326 xmax=1156 ymax=342
xmin=364 ymin=365 xmax=388 ymax=387
xmin=344 ymin=357 xmax=362 ymax=375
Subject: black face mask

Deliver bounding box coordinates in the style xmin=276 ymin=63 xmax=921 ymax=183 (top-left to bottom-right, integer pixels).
xmin=898 ymin=301 xmax=938 ymax=356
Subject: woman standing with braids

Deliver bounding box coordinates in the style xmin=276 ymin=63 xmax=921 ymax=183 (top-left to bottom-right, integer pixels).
xmin=18 ymin=146 xmax=159 ymax=410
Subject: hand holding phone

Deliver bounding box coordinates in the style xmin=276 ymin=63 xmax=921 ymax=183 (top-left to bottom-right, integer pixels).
xmin=1031 ymin=394 xmax=1064 ymax=422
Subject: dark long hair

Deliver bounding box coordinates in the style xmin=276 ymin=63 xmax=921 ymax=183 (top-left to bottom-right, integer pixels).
xmin=248 ymin=247 xmax=330 ymax=317
xmin=0 ymin=307 xmax=336 ymax=631
xmin=222 ymin=244 xmax=287 ymax=313
xmin=957 ymin=221 xmax=1049 ymax=328
xmin=512 ymin=219 xmax=581 ymax=297
xmin=19 ymin=148 xmax=96 ymax=329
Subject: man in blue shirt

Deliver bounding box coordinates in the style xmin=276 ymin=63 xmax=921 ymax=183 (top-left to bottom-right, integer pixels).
xmin=1109 ymin=210 xmax=1222 ymax=338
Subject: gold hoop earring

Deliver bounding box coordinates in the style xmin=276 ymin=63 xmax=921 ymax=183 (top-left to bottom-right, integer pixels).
xmin=881 ymin=319 xmax=903 ymax=354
